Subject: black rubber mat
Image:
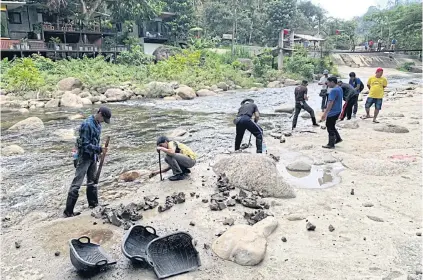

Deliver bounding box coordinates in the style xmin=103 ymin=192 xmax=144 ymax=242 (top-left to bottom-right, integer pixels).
xmin=122 ymin=225 xmax=158 ymax=263
xmin=146 ymin=232 xmax=201 ymax=279
xmin=69 ymin=236 xmax=116 ymax=272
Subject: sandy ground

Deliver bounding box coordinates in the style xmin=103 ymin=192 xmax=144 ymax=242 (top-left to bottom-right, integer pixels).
xmin=1 ymin=67 xmax=422 ymax=280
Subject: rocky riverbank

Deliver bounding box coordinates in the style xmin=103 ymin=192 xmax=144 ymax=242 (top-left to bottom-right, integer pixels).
xmin=1 ymin=68 xmax=422 ymax=280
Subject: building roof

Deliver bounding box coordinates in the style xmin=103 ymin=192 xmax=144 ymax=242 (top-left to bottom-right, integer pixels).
xmin=1 ymin=1 xmax=27 ymax=9
xmin=294 ymin=34 xmax=325 ymax=41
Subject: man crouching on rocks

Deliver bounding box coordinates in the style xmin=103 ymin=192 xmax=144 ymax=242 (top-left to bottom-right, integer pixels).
xmin=64 ymin=107 xmax=111 ymax=218
xmin=150 ymin=136 xmax=197 ymax=181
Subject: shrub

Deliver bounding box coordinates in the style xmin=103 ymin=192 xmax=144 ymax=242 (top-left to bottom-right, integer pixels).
xmin=116 ymin=45 xmax=154 ymax=66
xmin=3 ymin=58 xmax=45 ymax=92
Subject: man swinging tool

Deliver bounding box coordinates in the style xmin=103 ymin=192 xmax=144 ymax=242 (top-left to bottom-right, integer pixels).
xmin=234 ymin=98 xmax=263 ymax=153
xmin=63 ymin=107 xmax=112 ymax=218
xmin=292 ymin=80 xmax=319 ymax=130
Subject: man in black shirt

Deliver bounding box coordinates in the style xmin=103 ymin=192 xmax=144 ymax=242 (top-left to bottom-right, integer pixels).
xmin=234 ymin=98 xmax=263 ymax=153
xmin=338 ymin=80 xmax=357 ymax=120
xmin=292 ymin=80 xmax=319 ymax=130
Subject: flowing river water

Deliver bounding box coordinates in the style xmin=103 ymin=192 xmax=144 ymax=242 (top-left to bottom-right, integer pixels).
xmin=1 ymin=76 xmax=420 ymax=226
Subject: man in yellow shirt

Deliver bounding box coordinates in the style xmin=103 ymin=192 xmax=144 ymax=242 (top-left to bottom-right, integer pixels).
xmin=150 ymin=136 xmax=197 ymax=181
xmin=363 ymin=68 xmax=388 ymax=123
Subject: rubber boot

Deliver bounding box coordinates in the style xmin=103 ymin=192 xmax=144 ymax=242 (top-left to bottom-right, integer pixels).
xmin=63 ymin=195 xmax=81 ymax=218
xmin=86 ymin=185 xmax=98 ymax=209
xmin=256 ymin=138 xmax=263 ymax=153
xmin=311 ymin=117 xmax=319 ymax=127
xmin=322 ymin=135 xmax=336 ymax=149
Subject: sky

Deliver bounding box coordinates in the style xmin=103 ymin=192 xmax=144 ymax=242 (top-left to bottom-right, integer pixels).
xmin=311 ymin=0 xmax=389 ymax=20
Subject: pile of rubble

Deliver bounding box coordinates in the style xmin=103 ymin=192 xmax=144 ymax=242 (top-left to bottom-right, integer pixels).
xmin=91 ymin=193 xmax=186 ymax=229
xmin=244 ymin=210 xmax=272 ymax=225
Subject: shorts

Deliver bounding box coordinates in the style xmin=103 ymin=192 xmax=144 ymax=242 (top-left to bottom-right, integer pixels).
xmin=365 ymin=97 xmax=383 ymax=110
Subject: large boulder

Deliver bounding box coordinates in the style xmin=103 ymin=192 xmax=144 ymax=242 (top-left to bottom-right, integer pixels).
xmin=8 ymin=117 xmax=44 ymax=133
xmin=217 ymin=82 xmax=229 ymax=91
xmin=267 ymin=81 xmax=284 ymax=88
xmin=104 ymin=88 xmax=129 ymax=102
xmin=60 ymin=92 xmax=83 ymax=108
xmin=196 ymin=89 xmax=216 ymax=97
xmin=81 ymin=98 xmax=92 ymax=105
xmin=119 ymin=170 xmax=150 ymax=182
xmin=237 ymin=58 xmax=253 ymax=70
xmin=213 ymin=154 xmax=295 ymax=198
xmin=163 ymin=96 xmax=182 ymax=101
xmin=275 ymin=105 xmax=294 ymax=113
xmin=175 ymin=86 xmax=196 ymax=100
xmin=57 ymin=77 xmax=83 ymax=91
xmin=374 ymin=124 xmax=409 ymax=133
xmin=45 ymin=99 xmax=60 ymax=108
xmin=212 ymin=217 xmax=278 ymax=266
xmin=2 ymin=144 xmax=25 ymax=156
xmin=144 ymin=82 xmax=175 ymax=98
xmin=284 ymin=79 xmax=299 ymax=86
xmin=286 ymin=160 xmax=312 ymax=172
xmin=152 ymin=46 xmax=181 ymax=62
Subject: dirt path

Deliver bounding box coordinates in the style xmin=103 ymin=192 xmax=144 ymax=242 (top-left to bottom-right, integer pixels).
xmin=1 ymin=68 xmax=422 ymax=280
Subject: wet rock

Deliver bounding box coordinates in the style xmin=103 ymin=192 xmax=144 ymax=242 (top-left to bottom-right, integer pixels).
xmin=104 ymin=88 xmax=130 ymax=102
xmin=189 ymin=221 xmax=196 ymax=226
xmin=54 ymin=251 xmax=60 ymax=256
xmin=351 ymin=189 xmax=354 ymax=195
xmin=286 ymin=160 xmax=312 ymax=172
xmin=202 ymin=199 xmax=209 ymax=203
xmin=241 ymin=198 xmax=262 ymax=209
xmin=81 ymin=98 xmax=92 ymax=105
xmin=328 ymin=225 xmax=335 ymax=232
xmin=223 ymin=218 xmax=235 ymax=226
xmin=244 ymin=210 xmax=272 ymax=225
xmin=8 ymin=117 xmax=44 ymax=133
xmin=45 ymin=99 xmax=60 ymax=108
xmin=281 ymin=237 xmax=287 ymax=242
xmin=363 ymin=202 xmax=374 ymax=207
xmin=280 ymin=137 xmax=286 ymax=143
xmin=196 ymin=89 xmax=216 ymax=97
xmin=210 ymin=201 xmax=219 ymax=211
xmin=212 ymin=217 xmax=278 ymax=266
xmin=58 ymin=77 xmax=82 ymax=91
xmin=119 ymin=170 xmax=149 ymax=182
xmin=15 ymin=241 xmax=21 ymax=249
xmin=416 ymin=232 xmax=422 ymax=236
xmin=367 ymin=215 xmax=384 ymax=222
xmin=250 ymin=87 xmax=259 ymax=91
xmin=374 ymin=124 xmax=409 ymax=134
xmin=176 ymin=86 xmax=196 ymax=100
xmin=213 ymin=154 xmax=296 ymax=199
xmin=218 ymin=201 xmax=227 ymax=210
xmin=283 ymin=132 xmax=292 ymax=137
xmin=217 ymin=82 xmax=229 ymax=91
xmin=306 ymin=222 xmax=316 ymax=231
xmin=158 ymin=196 xmax=174 ymax=213
xmin=2 ymin=145 xmax=24 ymax=156
xmin=270 ymin=132 xmax=282 ymax=139
xmin=144 ymin=81 xmax=175 ymax=98
xmin=227 ymin=199 xmax=236 ymax=207
xmin=190 ymin=192 xmax=196 ymax=197
xmin=60 ymin=92 xmax=84 ymax=108
xmin=275 ymin=105 xmax=294 ymax=113
xmin=18 ymin=108 xmax=29 ymax=114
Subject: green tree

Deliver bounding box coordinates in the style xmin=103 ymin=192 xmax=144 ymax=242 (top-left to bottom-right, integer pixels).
xmin=264 ymin=0 xmax=297 ymax=46
xmin=163 ymin=0 xmax=196 ymax=42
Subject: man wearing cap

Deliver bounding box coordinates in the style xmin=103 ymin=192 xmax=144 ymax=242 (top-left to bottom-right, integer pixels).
xmin=318 ymin=69 xmax=330 ymax=112
xmin=234 ymin=98 xmax=263 ymax=153
xmin=363 ymin=68 xmax=388 ymax=123
xmin=321 ymin=77 xmax=343 ymax=149
xmin=150 ymin=136 xmax=197 ymax=181
xmin=63 ymin=107 xmax=111 ymax=217
xmin=292 ymin=80 xmax=319 ymax=130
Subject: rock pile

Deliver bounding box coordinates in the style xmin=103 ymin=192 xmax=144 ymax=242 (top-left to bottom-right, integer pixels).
xmin=91 ymin=202 xmax=144 ymax=229
xmin=244 ymin=210 xmax=272 ymax=225
xmin=158 ymin=192 xmax=186 ymax=212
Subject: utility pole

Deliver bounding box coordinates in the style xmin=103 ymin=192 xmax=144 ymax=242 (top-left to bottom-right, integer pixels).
xmin=231 ymin=3 xmax=237 ymax=56
xmin=278 ymin=29 xmax=284 ymax=70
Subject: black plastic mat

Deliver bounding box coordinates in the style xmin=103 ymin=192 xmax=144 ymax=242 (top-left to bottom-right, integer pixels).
xmin=146 ymin=232 xmax=201 ymax=279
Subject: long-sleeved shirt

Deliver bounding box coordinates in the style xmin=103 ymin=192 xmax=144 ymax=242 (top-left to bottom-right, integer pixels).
xmin=339 ymin=83 xmax=356 ymax=101
xmin=77 ymin=115 xmax=102 ymax=160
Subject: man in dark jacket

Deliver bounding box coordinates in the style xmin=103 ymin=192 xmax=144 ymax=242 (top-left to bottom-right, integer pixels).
xmin=292 ymin=80 xmax=319 ymax=130
xmin=234 ymin=98 xmax=263 ymax=153
xmin=349 ymin=72 xmax=364 ymax=117
xmin=63 ymin=107 xmax=112 ymax=217
xmin=338 ymin=80 xmax=357 ymax=121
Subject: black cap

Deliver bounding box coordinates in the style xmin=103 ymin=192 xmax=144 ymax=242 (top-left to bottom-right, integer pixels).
xmin=156 ymin=136 xmax=169 ymax=146
xmin=98 ymin=107 xmax=111 ymax=124
xmin=241 ymin=98 xmax=254 ymax=105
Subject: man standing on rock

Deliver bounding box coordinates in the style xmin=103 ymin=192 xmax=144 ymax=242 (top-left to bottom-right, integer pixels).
xmin=349 ymin=72 xmax=364 ymax=118
xmin=292 ymin=80 xmax=319 ymax=130
xmin=320 ymin=77 xmax=343 ymax=149
xmin=338 ymin=80 xmax=357 ymax=121
xmin=150 ymin=136 xmax=197 ymax=181
xmin=64 ymin=107 xmax=112 ymax=217
xmin=362 ymin=68 xmax=388 ymax=123
xmin=318 ymin=69 xmax=329 ymax=112
xmin=234 ymin=98 xmax=263 ymax=153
